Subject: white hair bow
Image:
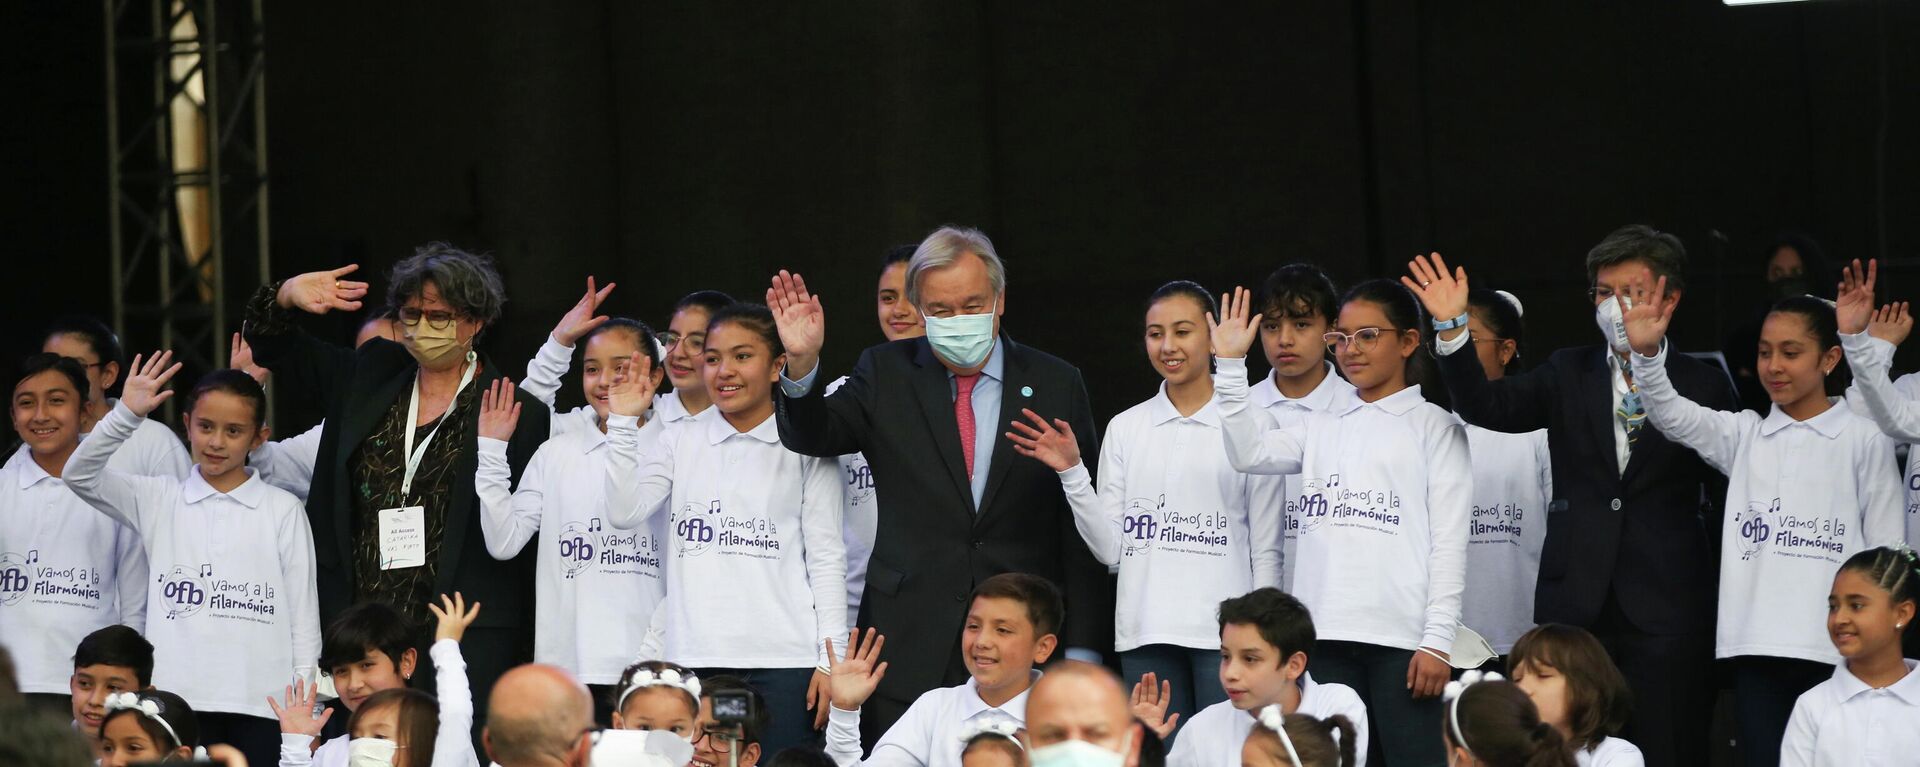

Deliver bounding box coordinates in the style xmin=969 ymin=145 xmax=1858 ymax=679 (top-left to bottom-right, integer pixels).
xmin=958 ymin=715 xmax=1024 ymax=750
xmin=1443 ymin=670 xmax=1504 ymax=759
xmin=1255 ymin=705 xmax=1304 ymax=767
xmin=103 ymin=691 xmax=184 ymax=749
xmin=617 ymin=668 xmax=703 ymax=711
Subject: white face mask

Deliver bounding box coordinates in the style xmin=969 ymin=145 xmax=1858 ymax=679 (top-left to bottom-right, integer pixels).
xmin=923 ymin=299 xmax=999 ymax=369
xmin=1594 ymin=297 xmax=1630 ymax=354
xmin=1029 ymin=735 xmax=1130 ymax=767
xmin=347 ymin=737 xmax=399 ymax=767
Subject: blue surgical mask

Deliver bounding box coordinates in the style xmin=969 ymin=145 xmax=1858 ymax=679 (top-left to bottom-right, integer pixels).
xmin=1030 ymin=736 xmax=1129 ymax=767
xmin=924 ymin=300 xmax=998 ymax=369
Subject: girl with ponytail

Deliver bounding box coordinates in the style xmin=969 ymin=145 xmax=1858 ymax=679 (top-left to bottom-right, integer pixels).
xmin=1242 ymin=707 xmax=1359 ymax=767
xmin=1441 ymin=673 xmax=1574 ymax=767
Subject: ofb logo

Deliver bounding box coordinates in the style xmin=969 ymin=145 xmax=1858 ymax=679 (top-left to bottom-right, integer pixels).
xmin=1119 ymin=495 xmax=1164 ymax=557
xmin=0 ymin=550 xmax=36 ymax=606
xmin=673 ymin=500 xmax=720 ymax=556
xmin=1735 ymin=499 xmax=1779 ymax=561
xmin=844 ymin=458 xmax=876 ymax=505
xmin=156 ymin=564 xmax=211 ymax=619
xmin=556 ymin=519 xmax=601 ymax=579
xmin=1295 ymin=476 xmax=1336 ymax=534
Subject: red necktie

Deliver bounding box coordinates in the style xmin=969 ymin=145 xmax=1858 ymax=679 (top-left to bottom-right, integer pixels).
xmin=955 ymin=373 xmax=980 ymax=477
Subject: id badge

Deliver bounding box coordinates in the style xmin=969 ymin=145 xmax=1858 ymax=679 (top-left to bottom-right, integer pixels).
xmin=378 ymin=506 xmax=427 ymax=570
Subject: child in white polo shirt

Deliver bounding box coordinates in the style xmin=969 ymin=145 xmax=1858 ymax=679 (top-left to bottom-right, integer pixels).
xmin=1781 ymin=547 xmax=1920 ymax=767
xmin=64 ymin=351 xmax=320 ymax=767
xmin=822 ymin=573 xmax=1061 ymax=767
xmin=1162 ymin=588 xmax=1369 ymax=767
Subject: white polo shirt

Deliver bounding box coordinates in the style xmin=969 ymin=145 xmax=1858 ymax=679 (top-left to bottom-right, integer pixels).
xmin=1216 ymin=357 xmax=1471 ymax=654
xmin=279 ymin=639 xmax=480 ymax=767
xmin=1460 ymin=425 xmax=1551 ymax=653
xmin=0 ymin=449 xmax=146 ymax=695
xmin=605 ymin=407 xmax=847 ymax=669
xmin=1250 ymin=364 xmax=1355 ymax=592
xmin=1633 ymin=347 xmax=1903 ymax=663
xmin=828 ymin=376 xmax=880 ymax=622
xmin=520 ymin=334 xmax=607 ymax=439
xmin=824 ymin=672 xmax=1037 ymax=767
xmin=1056 ymin=383 xmax=1285 ymax=652
xmin=1842 ymin=332 xmax=1920 ymax=545
xmin=1576 ymin=736 xmax=1646 ymax=767
xmin=64 ymin=404 xmax=320 ymax=719
xmin=1781 ymin=659 xmax=1920 ymax=767
xmin=1165 ymin=673 xmax=1370 ymax=767
xmin=477 ymin=423 xmax=666 ymax=685
xmin=250 ymin=422 xmax=323 ymax=502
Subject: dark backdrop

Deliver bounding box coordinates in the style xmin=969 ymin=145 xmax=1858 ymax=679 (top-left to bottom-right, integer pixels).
xmin=5 ymin=1 xmax=1915 ymax=432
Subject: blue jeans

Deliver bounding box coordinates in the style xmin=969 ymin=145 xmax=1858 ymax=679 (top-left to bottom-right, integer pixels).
xmin=1120 ymin=644 xmax=1225 ymax=744
xmin=1312 ymin=640 xmax=1448 ymax=767
xmin=694 ymin=666 xmax=820 ymax=757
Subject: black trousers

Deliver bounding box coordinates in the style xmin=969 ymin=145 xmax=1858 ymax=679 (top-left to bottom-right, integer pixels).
xmin=1730 ymin=656 xmax=1830 ymax=767
xmin=1590 ymin=591 xmax=1716 ymax=767
xmin=198 ymin=711 xmax=280 ymax=767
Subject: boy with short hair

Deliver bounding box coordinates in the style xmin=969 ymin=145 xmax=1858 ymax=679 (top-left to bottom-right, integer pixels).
xmin=1250 ymin=266 xmax=1354 ymax=592
xmin=269 ymin=601 xmax=420 ymax=765
xmin=823 ymin=573 xmax=1063 ymax=766
xmin=69 ymin=624 xmax=155 ymax=752
xmin=1164 ymin=588 xmax=1369 ymax=767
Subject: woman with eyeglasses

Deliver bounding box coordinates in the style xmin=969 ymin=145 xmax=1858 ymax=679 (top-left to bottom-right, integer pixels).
xmin=242 ymin=244 xmax=553 ymax=749
xmin=1212 ymin=279 xmax=1471 ymax=767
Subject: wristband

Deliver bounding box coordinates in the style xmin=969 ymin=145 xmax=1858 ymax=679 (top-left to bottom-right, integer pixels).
xmin=1431 ymin=313 xmax=1468 ymax=332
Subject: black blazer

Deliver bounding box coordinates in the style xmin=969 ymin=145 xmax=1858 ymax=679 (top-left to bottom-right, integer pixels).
xmin=776 ymin=336 xmax=1114 ymax=699
xmin=1438 ymin=343 xmax=1736 ymax=636
xmin=246 ymin=329 xmax=550 ymax=632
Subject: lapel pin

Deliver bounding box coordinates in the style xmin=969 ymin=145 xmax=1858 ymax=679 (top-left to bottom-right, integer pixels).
xmin=1021 ymin=386 xmax=1033 ymax=397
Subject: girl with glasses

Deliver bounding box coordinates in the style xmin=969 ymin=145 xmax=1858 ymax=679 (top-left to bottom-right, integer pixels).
xmin=1213 ymin=279 xmax=1471 ymax=767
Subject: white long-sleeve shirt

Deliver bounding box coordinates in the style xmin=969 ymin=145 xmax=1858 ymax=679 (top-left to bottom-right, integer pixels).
xmin=823 ymin=673 xmax=1036 ymax=767
xmin=64 ymin=403 xmax=321 ymax=718
xmin=1780 ymin=659 xmax=1920 ymax=767
xmin=1216 ymin=356 xmax=1471 ymax=653
xmin=827 ymin=376 xmax=880 ymax=622
xmin=475 ymin=425 xmax=666 ymax=684
xmin=1460 ymin=425 xmax=1551 ymax=654
xmin=1165 ymin=673 xmax=1370 ymax=767
xmin=1250 ymin=364 xmax=1355 ymax=592
xmin=99 ymin=398 xmax=193 ymax=478
xmin=0 ymin=449 xmax=147 ymax=694
xmin=250 ymin=423 xmax=323 ymax=502
xmin=1576 ymin=737 xmax=1646 ymax=767
xmin=1055 ymin=383 xmax=1285 ymax=652
xmin=604 ymin=407 xmax=848 ymax=669
xmin=1632 ymin=344 xmax=1903 ymax=663
xmin=519 ymin=335 xmax=603 ymax=439
xmin=1841 ymin=331 xmax=1920 ymax=545
xmin=277 ymin=639 xmax=481 ymax=767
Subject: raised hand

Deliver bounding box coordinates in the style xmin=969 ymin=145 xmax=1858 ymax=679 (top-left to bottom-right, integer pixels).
xmin=552 ymin=276 xmax=617 ymax=346
xmin=606 ymin=353 xmax=658 ymax=417
xmin=1129 ymin=672 xmax=1180 ymax=740
xmin=1618 ymin=276 xmax=1674 ymax=358
xmin=1869 ymin=302 xmax=1913 ymax=347
xmin=1408 ymin=647 xmax=1451 ymax=699
xmin=1401 ymin=253 xmax=1470 ymax=339
xmin=265 ymin=677 xmax=333 ymax=736
xmin=1206 ymin=286 xmax=1263 ymax=359
xmin=275 ymin=264 xmax=369 ymax=315
xmin=1837 ymin=259 xmax=1879 ymax=336
xmin=230 ymin=332 xmax=270 ymax=384
xmin=825 ymin=628 xmax=889 ymax=712
xmin=121 ymin=351 xmax=183 ymax=418
xmin=478 ymin=379 xmax=522 ymax=441
xmin=1006 ymin=408 xmax=1081 ymax=471
xmin=429 ymin=592 xmax=481 ymax=643
xmin=767 ymin=270 xmax=826 ymax=377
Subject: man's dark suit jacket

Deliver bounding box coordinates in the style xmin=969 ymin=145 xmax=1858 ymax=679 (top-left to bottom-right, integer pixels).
xmin=775 ymin=336 xmax=1114 ymax=701
xmin=1438 ymin=343 xmax=1736 ymax=636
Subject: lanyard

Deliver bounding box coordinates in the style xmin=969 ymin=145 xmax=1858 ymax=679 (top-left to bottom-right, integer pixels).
xmin=401 ymin=358 xmax=478 ymax=498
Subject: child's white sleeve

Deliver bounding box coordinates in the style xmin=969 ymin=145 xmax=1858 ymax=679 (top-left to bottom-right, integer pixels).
xmin=65 ymin=404 xmax=171 ymax=535
xmin=1214 ymin=357 xmax=1305 ymax=474
xmin=115 ymin=524 xmax=149 ymax=629
xmin=477 ymin=438 xmax=541 ymax=560
xmin=1630 ymin=346 xmax=1748 ymax=475
xmin=1777 ymin=695 xmax=1816 ymax=767
xmin=1056 ymin=417 xmax=1128 ymax=567
xmin=1245 ymin=470 xmax=1288 ymax=590
xmin=802 ymin=456 xmax=850 ymax=670
xmin=133 ymin=417 xmax=193 ymax=478
xmin=1856 ymin=429 xmax=1906 ymax=548
xmin=823 ymin=705 xmax=864 ymax=767
xmin=519 ymin=335 xmax=572 ymax=413
xmin=251 ymin=423 xmax=323 ymax=502
xmin=605 ymin=415 xmax=675 ymax=530
xmin=862 ymin=694 xmax=936 ymax=767
xmin=428 ymin=639 xmax=482 ymax=767
xmin=1421 ymin=414 xmax=1471 ymax=654
xmin=1842 ymin=332 xmax=1920 ymax=442
xmin=281 ymin=501 xmax=321 ymax=683
xmin=277 ymin=734 xmax=317 ymax=767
